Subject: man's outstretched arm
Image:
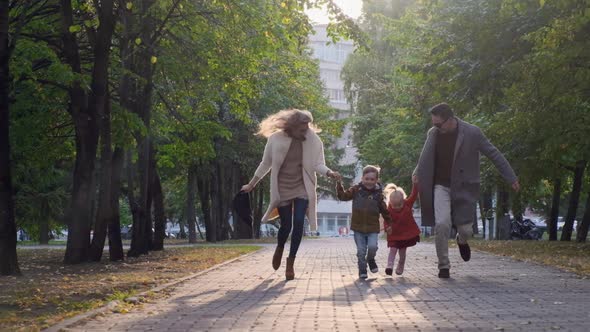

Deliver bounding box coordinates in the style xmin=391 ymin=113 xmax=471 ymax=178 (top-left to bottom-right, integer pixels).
xmin=477 ymin=128 xmax=520 ymax=191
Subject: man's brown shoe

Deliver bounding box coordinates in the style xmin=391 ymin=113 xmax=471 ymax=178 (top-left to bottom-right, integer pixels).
xmin=438 ymin=268 xmax=450 ymax=278
xmin=456 ymin=235 xmax=471 ymax=262
xmin=272 ymin=246 xmax=284 ymax=270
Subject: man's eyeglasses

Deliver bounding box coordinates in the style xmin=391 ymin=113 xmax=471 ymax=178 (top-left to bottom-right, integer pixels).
xmin=433 ymin=117 xmax=452 ymax=128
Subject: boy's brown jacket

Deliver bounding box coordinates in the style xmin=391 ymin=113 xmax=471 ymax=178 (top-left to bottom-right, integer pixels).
xmin=336 ymin=182 xmax=392 ymax=234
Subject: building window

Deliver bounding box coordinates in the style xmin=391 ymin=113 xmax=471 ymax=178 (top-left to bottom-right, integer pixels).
xmin=320 ymin=215 xmax=328 ymax=233
xmin=337 ymin=215 xmax=348 ymax=227
xmin=327 ymin=215 xmax=336 ymax=232
xmin=312 ymin=42 xmax=353 ymax=64
xmin=327 ymin=89 xmax=346 ymax=102
xmin=320 ymin=69 xmax=340 ymax=83
xmin=337 ymin=44 xmax=353 ymax=63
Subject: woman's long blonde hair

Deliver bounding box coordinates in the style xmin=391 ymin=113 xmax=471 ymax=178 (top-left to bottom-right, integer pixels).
xmin=256 ymin=109 xmax=321 ymax=138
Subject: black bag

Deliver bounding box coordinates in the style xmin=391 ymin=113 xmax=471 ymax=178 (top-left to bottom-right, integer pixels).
xmin=233 ymin=191 xmax=253 ymax=239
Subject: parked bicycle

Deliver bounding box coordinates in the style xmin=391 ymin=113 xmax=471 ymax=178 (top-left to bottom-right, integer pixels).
xmin=511 ymin=218 xmax=543 ymax=240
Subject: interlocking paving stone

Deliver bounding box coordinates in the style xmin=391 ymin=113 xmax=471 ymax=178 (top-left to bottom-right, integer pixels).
xmin=58 ymin=238 xmax=590 ymax=331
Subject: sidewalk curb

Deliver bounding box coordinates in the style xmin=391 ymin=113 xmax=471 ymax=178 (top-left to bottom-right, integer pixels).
xmin=43 ymin=247 xmax=265 ymax=332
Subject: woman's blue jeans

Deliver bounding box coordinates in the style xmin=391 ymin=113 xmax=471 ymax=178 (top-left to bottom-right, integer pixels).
xmin=277 ymin=198 xmax=309 ymax=258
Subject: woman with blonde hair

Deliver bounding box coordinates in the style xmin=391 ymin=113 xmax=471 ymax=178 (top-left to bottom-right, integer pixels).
xmin=241 ymin=109 xmax=341 ymax=280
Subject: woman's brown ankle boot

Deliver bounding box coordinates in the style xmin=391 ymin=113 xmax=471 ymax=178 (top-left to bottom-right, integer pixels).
xmin=285 ymin=257 xmax=295 ymax=280
xmin=272 ymin=246 xmax=284 ymax=270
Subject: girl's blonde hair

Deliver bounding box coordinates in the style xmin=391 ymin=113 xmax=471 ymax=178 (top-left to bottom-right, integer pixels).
xmin=384 ymin=183 xmax=407 ymax=206
xmin=256 ymin=109 xmax=321 ymax=138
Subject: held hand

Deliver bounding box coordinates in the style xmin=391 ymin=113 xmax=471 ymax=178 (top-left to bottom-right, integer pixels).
xmin=385 ymin=226 xmax=392 ymax=235
xmin=327 ymin=170 xmax=342 ymax=181
xmin=241 ymin=183 xmax=254 ymax=193
xmin=412 ymin=175 xmax=419 ymax=184
xmin=512 ymin=180 xmax=520 ymax=192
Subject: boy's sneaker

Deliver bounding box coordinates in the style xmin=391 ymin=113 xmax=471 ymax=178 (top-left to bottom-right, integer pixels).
xmin=359 ymin=270 xmax=368 ymax=279
xmin=368 ymin=260 xmax=378 ymax=273
xmin=385 ymin=268 xmax=393 ymax=276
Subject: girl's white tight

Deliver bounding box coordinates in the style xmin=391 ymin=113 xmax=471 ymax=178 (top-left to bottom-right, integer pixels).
xmin=387 ymin=247 xmax=407 ymax=272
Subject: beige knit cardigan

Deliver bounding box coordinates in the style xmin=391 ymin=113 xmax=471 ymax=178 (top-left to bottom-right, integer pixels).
xmin=253 ymin=130 xmax=331 ymax=231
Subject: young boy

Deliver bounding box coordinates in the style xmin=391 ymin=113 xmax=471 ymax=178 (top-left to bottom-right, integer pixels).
xmin=337 ymin=165 xmax=392 ymax=279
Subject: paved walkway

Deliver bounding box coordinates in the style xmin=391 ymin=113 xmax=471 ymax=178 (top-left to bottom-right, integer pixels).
xmin=60 ymin=238 xmax=589 ymax=331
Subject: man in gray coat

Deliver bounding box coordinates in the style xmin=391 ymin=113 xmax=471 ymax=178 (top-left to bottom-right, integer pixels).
xmin=414 ymin=103 xmax=520 ymax=278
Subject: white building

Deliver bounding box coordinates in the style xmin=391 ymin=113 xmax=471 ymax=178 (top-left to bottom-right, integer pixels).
xmin=309 ymin=25 xmax=358 ymax=236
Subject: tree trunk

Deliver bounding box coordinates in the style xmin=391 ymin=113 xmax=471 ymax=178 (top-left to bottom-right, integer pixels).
xmin=576 ymin=192 xmax=590 ymax=242
xmin=0 ymin=0 xmax=19 ymax=274
xmin=210 ymin=164 xmax=222 ymax=242
xmin=125 ymin=151 xmax=140 ymax=226
xmin=126 ymin=150 xmax=147 ymax=257
xmin=548 ymin=178 xmax=561 ymax=241
xmin=195 ymin=215 xmax=204 ymax=240
xmin=197 ymin=175 xmax=215 ymax=242
xmin=60 ymin=0 xmax=98 ymax=264
xmin=107 ymin=147 xmax=124 ymax=261
xmin=125 ymin=0 xmax=156 ymax=257
xmin=87 ymin=0 xmax=117 ymax=261
xmin=39 ymin=216 xmax=50 ymax=245
xmin=210 ymin=167 xmax=218 ymax=241
xmin=178 ymin=218 xmax=187 ymax=239
xmin=561 ymin=161 xmax=586 ymax=241
xmin=145 ymin=173 xmax=153 ymax=251
xmin=118 ymin=4 xmax=136 ymax=257
xmin=478 ymin=198 xmax=485 ymax=238
xmin=132 ymin=132 xmax=152 ymax=255
xmin=225 ymin=164 xmax=240 ymax=239
xmin=212 ymin=161 xmax=230 ymax=241
xmin=480 ymin=191 xmax=493 ymax=239
xmin=128 ymin=135 xmax=151 ymax=257
xmin=152 ymin=165 xmax=166 ymax=251
xmin=187 ymin=167 xmax=197 ymax=243
xmin=39 ymin=199 xmax=50 ymax=244
xmin=89 ymin=96 xmax=113 ymax=262
xmin=512 ymin=191 xmax=524 ymax=222
xmin=476 ymin=198 xmax=484 ymax=237
xmin=495 ymin=187 xmax=509 ymax=240
xmin=472 ymin=216 xmax=479 ymax=235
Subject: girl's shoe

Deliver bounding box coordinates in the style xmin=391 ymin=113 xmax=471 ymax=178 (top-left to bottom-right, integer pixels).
xmin=385 ymin=268 xmax=393 ymax=276
xmin=395 ymin=263 xmax=404 ymax=275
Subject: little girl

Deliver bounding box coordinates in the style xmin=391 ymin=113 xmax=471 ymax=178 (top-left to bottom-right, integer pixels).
xmin=337 ymin=165 xmax=392 ymax=279
xmin=384 ymin=177 xmax=421 ymax=276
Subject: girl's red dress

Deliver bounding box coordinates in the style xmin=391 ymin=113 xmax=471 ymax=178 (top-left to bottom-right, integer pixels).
xmin=386 ymin=184 xmax=421 ymax=248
